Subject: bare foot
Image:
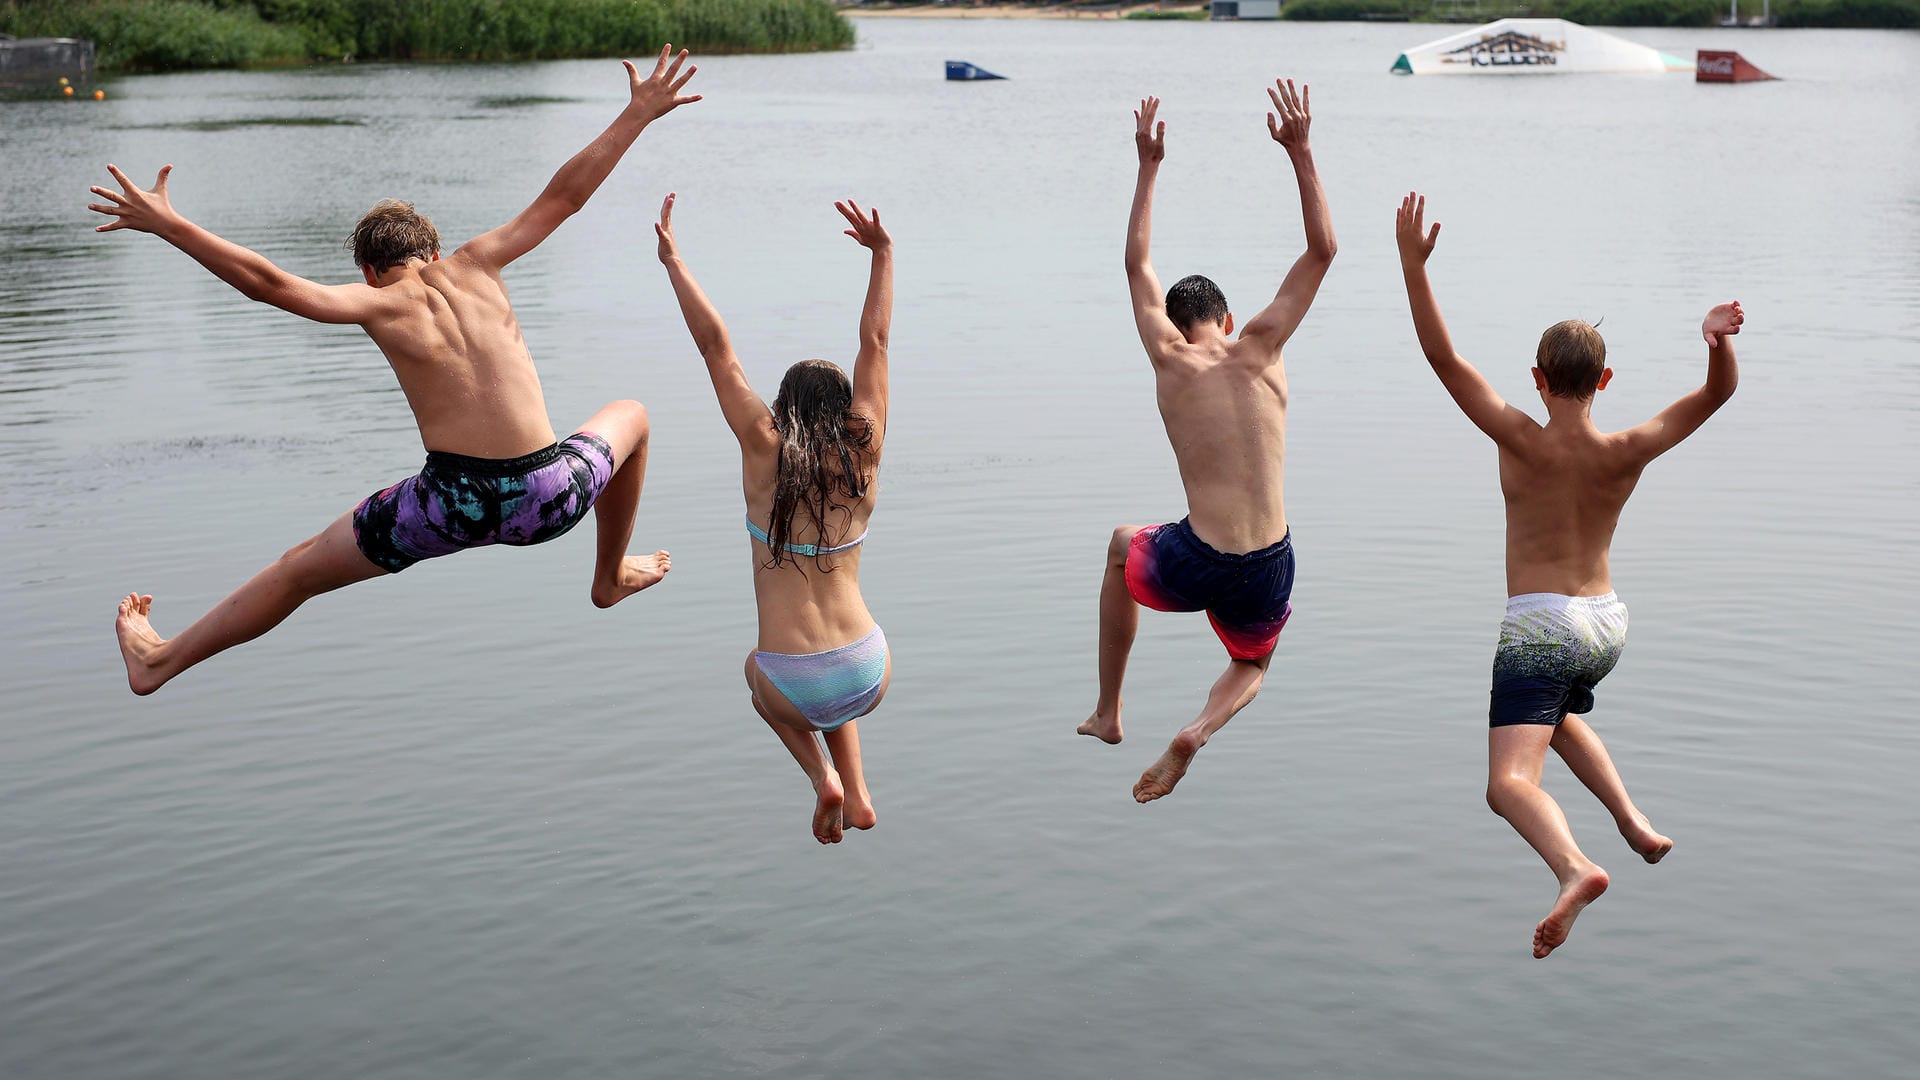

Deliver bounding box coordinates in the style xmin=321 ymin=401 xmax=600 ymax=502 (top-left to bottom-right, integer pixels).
xmin=1620 ymin=814 xmax=1674 ymax=864
xmin=812 ymin=772 xmax=845 ymax=845
xmin=1077 ymin=706 xmax=1123 ymax=745
xmin=842 ymin=784 xmax=877 ymax=832
xmin=115 ymin=593 xmax=169 ymax=696
xmin=590 ymin=550 xmax=671 ymax=609
xmin=1533 ymin=864 xmax=1610 ymax=959
xmin=1133 ymin=729 xmax=1203 ymax=803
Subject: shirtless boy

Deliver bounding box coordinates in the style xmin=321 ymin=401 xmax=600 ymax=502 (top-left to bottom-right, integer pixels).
xmin=1395 ymin=192 xmax=1741 ymax=957
xmin=93 ymin=47 xmax=701 ymax=695
xmin=1077 ymin=80 xmax=1335 ymax=803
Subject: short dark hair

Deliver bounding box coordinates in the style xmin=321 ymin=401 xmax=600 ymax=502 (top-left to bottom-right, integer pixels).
xmin=1535 ymin=320 xmax=1607 ymax=399
xmin=349 ymin=199 xmax=439 ymax=272
xmin=1164 ymin=275 xmax=1228 ymax=333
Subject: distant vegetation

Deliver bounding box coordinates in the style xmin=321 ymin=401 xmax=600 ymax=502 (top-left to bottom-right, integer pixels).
xmin=0 ymin=0 xmax=855 ymax=71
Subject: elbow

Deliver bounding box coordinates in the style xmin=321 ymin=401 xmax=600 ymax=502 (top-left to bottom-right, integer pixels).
xmin=1305 ymin=240 xmax=1337 ymax=265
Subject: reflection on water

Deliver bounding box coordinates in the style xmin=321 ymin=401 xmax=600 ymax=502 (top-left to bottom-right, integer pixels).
xmin=112 ymin=116 xmax=367 ymax=131
xmin=2 ymin=20 xmax=1919 ymax=1080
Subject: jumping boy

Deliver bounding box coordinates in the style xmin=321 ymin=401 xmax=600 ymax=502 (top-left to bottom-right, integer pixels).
xmin=1394 ymin=191 xmax=1742 ymax=957
xmin=92 ymin=47 xmax=701 ymax=695
xmin=1077 ymin=79 xmax=1335 ymax=803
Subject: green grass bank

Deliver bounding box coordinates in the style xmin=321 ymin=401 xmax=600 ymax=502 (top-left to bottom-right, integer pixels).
xmin=0 ymin=0 xmax=855 ymax=71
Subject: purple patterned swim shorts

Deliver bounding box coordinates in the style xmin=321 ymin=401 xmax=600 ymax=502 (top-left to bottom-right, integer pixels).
xmin=351 ymin=431 xmax=615 ymax=573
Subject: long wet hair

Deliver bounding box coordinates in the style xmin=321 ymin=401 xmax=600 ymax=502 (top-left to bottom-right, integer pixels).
xmin=765 ymin=359 xmax=875 ymax=571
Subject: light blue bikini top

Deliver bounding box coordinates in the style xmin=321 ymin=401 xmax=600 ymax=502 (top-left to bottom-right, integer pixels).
xmin=745 ymin=515 xmax=868 ymax=557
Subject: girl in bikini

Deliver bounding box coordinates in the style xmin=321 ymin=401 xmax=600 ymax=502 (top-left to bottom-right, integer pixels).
xmin=654 ymin=193 xmax=893 ymax=845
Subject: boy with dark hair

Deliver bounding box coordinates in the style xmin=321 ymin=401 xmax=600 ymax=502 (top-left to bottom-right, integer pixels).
xmin=1395 ymin=191 xmax=1742 ymax=957
xmin=1077 ymin=79 xmax=1336 ymax=803
xmin=91 ymin=48 xmax=701 ymax=694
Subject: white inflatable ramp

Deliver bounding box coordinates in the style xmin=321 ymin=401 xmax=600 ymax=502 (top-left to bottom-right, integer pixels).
xmin=1391 ymin=19 xmax=1690 ymax=75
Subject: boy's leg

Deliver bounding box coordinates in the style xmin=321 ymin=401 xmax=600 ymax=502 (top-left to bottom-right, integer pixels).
xmin=1079 ymin=525 xmax=1142 ymax=744
xmin=1487 ymin=725 xmax=1611 ymax=958
xmin=1133 ymin=652 xmax=1270 ymax=803
xmin=115 ymin=511 xmax=385 ymax=695
xmin=577 ymin=400 xmax=670 ymax=609
xmin=1551 ymin=713 xmax=1673 ymax=863
xmin=745 ymin=651 xmax=844 ymax=845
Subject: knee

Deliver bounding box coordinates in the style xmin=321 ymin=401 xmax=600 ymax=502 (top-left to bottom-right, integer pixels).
xmin=1485 ymin=775 xmax=1532 ymax=815
xmin=617 ymin=399 xmax=649 ymax=438
xmin=1107 ymin=525 xmax=1138 ymax=564
xmin=273 ymin=536 xmax=330 ymax=592
xmin=277 ymin=534 xmax=321 ymax=570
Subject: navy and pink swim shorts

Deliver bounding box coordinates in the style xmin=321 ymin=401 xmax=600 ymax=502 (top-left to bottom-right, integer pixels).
xmin=1125 ymin=518 xmax=1294 ymax=660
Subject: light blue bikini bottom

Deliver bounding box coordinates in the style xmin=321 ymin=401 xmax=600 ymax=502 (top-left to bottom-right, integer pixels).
xmin=752 ymin=625 xmax=889 ymax=732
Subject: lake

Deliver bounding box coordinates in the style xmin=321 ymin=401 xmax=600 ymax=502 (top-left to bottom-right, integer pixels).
xmin=2 ymin=16 xmax=1917 ymax=1079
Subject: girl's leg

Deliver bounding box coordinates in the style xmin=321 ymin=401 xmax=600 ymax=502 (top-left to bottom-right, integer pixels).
xmin=575 ymin=400 xmax=669 ymax=609
xmin=745 ymin=651 xmax=843 ymax=844
xmin=1551 ymin=713 xmax=1673 ymax=862
xmin=824 ymin=656 xmax=889 ymax=831
xmin=115 ymin=511 xmax=384 ymax=695
xmin=1487 ymin=724 xmax=1611 ymax=958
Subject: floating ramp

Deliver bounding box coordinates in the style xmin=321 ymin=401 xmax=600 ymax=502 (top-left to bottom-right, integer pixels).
xmin=945 ymin=60 xmax=1006 ymax=81
xmin=1391 ymin=19 xmax=1690 ymax=75
xmin=0 ymin=36 xmax=94 ymax=84
xmin=1696 ymin=50 xmax=1777 ymax=82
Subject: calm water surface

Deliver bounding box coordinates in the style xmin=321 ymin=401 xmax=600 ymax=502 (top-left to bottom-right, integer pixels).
xmin=3 ymin=18 xmax=1918 ymax=1078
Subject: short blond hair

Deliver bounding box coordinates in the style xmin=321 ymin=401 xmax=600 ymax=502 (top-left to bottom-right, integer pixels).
xmin=1535 ymin=320 xmax=1607 ymax=399
xmin=349 ymin=199 xmax=439 ymax=272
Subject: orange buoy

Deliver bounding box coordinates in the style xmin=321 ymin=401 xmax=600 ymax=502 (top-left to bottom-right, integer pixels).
xmin=94 ymin=89 xmax=105 ymax=100
xmin=63 ymin=85 xmax=74 ymax=96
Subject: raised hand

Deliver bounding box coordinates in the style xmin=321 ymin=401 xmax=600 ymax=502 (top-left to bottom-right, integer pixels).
xmin=625 ymin=44 xmax=700 ymax=124
xmin=1702 ymin=300 xmax=1743 ymax=347
xmin=89 ymin=164 xmax=180 ymax=235
xmin=1134 ymin=96 xmax=1165 ymax=165
xmin=1266 ymin=78 xmax=1310 ymax=150
xmin=1396 ymin=191 xmax=1441 ymax=267
xmin=837 ymin=199 xmax=890 ymax=252
xmin=654 ymin=192 xmax=680 ymax=263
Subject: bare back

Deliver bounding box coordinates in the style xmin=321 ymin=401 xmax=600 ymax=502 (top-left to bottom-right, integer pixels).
xmin=1497 ymin=422 xmax=1647 ymax=597
xmin=360 ymin=253 xmax=556 ymax=459
xmin=1152 ymin=336 xmax=1290 ymax=553
xmin=741 ymin=434 xmax=881 ymax=655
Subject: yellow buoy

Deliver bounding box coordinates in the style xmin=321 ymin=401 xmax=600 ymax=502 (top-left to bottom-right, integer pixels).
xmin=58 ymin=77 xmax=70 ymax=86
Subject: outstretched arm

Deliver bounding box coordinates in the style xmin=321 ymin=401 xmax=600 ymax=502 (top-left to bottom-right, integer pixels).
xmin=837 ymin=200 xmax=893 ymax=439
xmin=1239 ymin=79 xmax=1337 ymax=355
xmin=654 ymin=194 xmax=771 ymax=448
xmin=89 ymin=164 xmax=389 ymax=325
xmin=1623 ymin=302 xmax=1742 ymax=461
xmin=1396 ymin=192 xmax=1533 ymax=447
xmin=460 ymin=46 xmax=700 ymax=270
xmin=1126 ymin=96 xmax=1184 ymax=360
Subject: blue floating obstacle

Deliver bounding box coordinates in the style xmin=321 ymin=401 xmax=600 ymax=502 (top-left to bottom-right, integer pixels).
xmin=945 ymin=60 xmax=1006 ymax=81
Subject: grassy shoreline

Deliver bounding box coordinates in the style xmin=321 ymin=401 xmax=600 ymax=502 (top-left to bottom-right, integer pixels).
xmin=843 ymin=0 xmax=1917 ymax=29
xmin=0 ymin=0 xmax=855 ymax=72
